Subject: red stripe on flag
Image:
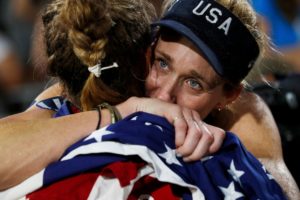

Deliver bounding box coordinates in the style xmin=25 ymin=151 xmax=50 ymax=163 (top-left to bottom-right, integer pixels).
xmin=27 ymin=161 xmax=184 ymax=199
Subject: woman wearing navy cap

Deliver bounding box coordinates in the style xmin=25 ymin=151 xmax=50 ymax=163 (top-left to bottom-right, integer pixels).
xmin=0 ymin=0 xmax=298 ymax=199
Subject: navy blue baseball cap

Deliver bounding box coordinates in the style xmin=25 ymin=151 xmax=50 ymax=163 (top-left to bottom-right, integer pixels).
xmin=152 ymin=0 xmax=260 ymax=82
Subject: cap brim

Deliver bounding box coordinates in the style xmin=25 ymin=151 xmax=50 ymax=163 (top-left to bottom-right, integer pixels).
xmin=152 ymin=20 xmax=224 ymax=76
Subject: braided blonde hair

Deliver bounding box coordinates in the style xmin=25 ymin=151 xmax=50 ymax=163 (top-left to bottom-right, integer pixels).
xmin=42 ymin=0 xmax=156 ymax=110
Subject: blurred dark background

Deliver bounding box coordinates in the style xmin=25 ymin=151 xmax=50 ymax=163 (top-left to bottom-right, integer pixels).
xmin=0 ymin=0 xmax=50 ymax=117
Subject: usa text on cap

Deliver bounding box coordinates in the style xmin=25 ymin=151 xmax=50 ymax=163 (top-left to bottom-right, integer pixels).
xmin=152 ymin=0 xmax=260 ymax=82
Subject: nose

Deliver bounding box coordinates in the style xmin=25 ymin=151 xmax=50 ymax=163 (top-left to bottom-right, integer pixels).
xmin=155 ymin=76 xmax=178 ymax=103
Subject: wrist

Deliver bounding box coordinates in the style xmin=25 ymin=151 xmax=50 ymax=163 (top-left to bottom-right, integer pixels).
xmin=98 ymin=102 xmax=121 ymax=124
xmin=115 ymin=97 xmax=139 ymax=119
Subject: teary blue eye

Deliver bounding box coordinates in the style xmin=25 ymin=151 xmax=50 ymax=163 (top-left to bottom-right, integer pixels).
xmin=186 ymin=79 xmax=203 ymax=91
xmin=158 ymin=58 xmax=168 ymax=69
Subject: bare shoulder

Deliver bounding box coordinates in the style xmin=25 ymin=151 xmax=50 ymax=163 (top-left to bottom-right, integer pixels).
xmin=216 ymin=90 xmax=282 ymax=158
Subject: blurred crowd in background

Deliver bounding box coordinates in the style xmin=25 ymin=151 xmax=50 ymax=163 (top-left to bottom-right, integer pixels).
xmin=0 ymin=0 xmax=50 ymax=116
xmin=250 ymin=0 xmax=300 ymax=186
xmin=0 ymin=0 xmax=299 ymax=186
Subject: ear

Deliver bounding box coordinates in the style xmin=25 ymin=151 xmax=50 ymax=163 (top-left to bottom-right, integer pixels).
xmin=225 ymin=84 xmax=243 ymax=105
xmin=216 ymin=84 xmax=243 ymax=110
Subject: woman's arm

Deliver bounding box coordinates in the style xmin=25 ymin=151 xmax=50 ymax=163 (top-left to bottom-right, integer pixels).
xmin=0 ymin=108 xmax=100 ymax=191
xmin=117 ymin=97 xmax=226 ymax=161
xmin=0 ymin=84 xmax=100 ymax=189
xmin=0 ymin=84 xmax=225 ymax=190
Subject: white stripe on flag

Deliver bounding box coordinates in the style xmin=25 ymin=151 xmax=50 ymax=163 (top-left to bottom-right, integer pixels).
xmin=0 ymin=169 xmax=45 ymax=200
xmin=61 ymin=141 xmax=205 ymax=199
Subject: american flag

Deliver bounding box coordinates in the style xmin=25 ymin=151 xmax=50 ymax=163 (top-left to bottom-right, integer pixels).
xmin=0 ymin=99 xmax=287 ymax=200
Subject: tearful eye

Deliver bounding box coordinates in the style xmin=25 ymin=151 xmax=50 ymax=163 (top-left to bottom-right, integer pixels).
xmin=151 ymin=56 xmax=170 ymax=76
xmin=158 ymin=58 xmax=168 ymax=69
xmin=186 ymin=79 xmax=203 ymax=91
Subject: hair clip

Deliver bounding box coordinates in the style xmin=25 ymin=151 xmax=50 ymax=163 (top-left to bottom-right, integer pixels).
xmin=112 ymin=20 xmax=117 ymax=27
xmin=88 ymin=62 xmax=119 ymax=77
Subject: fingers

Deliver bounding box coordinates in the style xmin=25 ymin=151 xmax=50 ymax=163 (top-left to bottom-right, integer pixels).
xmin=173 ymin=107 xmax=197 ymax=148
xmin=172 ymin=108 xmax=188 ymax=148
xmin=205 ymin=124 xmax=226 ymax=154
xmin=142 ymin=99 xmax=226 ymax=162
xmin=175 ymin=109 xmax=208 ymax=158
xmin=174 ymin=110 xmax=226 ymax=162
xmin=176 ymin=121 xmax=213 ymax=161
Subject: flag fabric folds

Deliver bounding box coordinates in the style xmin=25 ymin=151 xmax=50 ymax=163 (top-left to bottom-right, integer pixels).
xmin=0 ymin=98 xmax=287 ymax=200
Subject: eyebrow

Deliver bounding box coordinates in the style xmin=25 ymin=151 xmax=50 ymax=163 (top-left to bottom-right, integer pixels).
xmin=155 ymin=49 xmax=220 ymax=89
xmin=155 ymin=49 xmax=172 ymax=63
xmin=190 ymin=70 xmax=215 ymax=88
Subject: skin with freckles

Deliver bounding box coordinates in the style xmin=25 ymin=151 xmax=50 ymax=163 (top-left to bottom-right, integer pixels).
xmin=142 ymin=31 xmax=300 ymax=198
xmin=146 ymin=36 xmax=240 ymax=119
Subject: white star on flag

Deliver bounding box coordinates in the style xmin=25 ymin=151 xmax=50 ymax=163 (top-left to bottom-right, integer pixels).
xmin=130 ymin=116 xmax=138 ymax=121
xmin=227 ymin=160 xmax=245 ymax=186
xmin=219 ymin=182 xmax=244 ymax=200
xmin=84 ymin=127 xmax=114 ymax=142
xmin=158 ymin=143 xmax=182 ymax=166
xmin=8 ymin=100 xmax=286 ymax=200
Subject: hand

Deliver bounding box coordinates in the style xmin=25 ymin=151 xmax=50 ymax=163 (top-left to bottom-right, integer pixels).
xmin=120 ymin=97 xmax=226 ymax=161
xmin=174 ymin=107 xmax=225 ymax=162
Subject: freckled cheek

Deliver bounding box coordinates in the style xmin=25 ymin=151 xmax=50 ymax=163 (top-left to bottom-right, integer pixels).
xmin=177 ymin=96 xmax=216 ymax=117
xmin=176 ymin=95 xmax=201 ymax=110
